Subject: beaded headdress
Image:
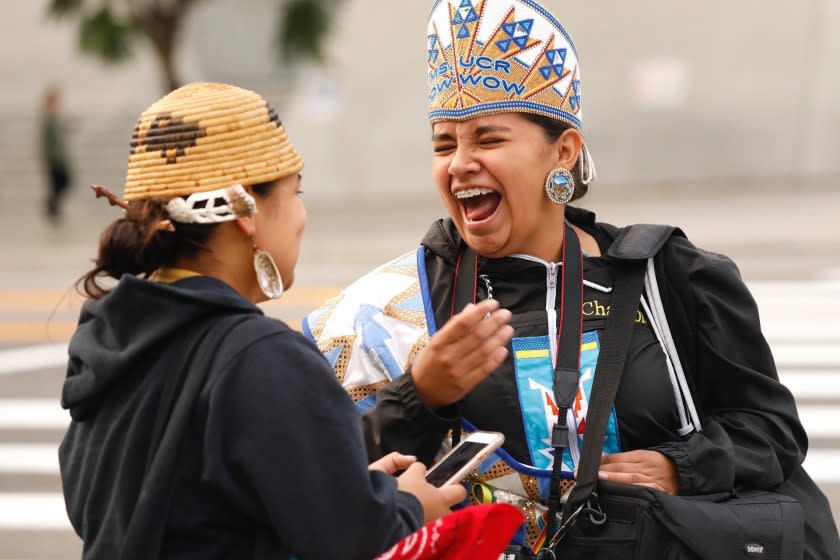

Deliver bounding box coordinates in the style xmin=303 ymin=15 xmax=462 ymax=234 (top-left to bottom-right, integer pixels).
xmin=427 ymin=0 xmax=595 ymax=182
xmin=123 ymin=83 xmax=303 ymax=220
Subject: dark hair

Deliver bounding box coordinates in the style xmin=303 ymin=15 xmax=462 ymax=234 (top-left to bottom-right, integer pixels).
xmin=520 ymin=112 xmax=589 ymax=202
xmin=77 ymin=181 xmax=278 ymax=299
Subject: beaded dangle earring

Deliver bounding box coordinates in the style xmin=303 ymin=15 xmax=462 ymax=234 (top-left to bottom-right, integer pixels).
xmin=544 ymin=168 xmax=575 ymax=205
xmin=251 ymin=236 xmax=284 ymax=299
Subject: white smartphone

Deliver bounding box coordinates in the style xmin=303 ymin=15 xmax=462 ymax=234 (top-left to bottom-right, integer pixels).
xmin=425 ymin=431 xmax=505 ymax=487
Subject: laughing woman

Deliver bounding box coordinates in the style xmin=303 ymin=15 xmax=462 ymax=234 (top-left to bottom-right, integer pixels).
xmin=304 ymin=0 xmax=838 ymax=558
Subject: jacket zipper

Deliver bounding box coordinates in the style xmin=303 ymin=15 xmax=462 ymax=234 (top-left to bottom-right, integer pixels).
xmin=511 ymin=254 xmax=580 ymax=469
xmin=546 ymin=262 xmax=559 ymax=368
xmin=511 ymin=254 xmax=560 ymax=367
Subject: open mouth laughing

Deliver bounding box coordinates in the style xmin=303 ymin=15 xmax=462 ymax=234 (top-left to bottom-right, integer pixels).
xmin=454 ymin=187 xmax=502 ymax=224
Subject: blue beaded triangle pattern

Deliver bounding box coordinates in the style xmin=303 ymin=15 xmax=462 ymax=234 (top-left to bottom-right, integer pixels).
xmin=539 ymin=48 xmax=567 ymax=80
xmin=452 ymin=0 xmax=480 ymax=38
xmin=496 ymin=18 xmax=533 ymax=52
xmin=428 ymin=35 xmax=440 ymax=63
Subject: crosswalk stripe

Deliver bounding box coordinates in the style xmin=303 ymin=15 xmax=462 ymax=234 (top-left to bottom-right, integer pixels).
xmin=0 ymin=343 xmax=68 ymax=376
xmin=0 ymin=400 xmax=66 ymax=429
xmin=2 ymin=284 xmax=836 ymax=314
xmin=1 ymin=404 xmax=837 ymax=473
xmin=762 ymin=322 xmax=840 ymax=342
xmin=796 ymin=406 xmax=840 ymax=439
xmin=749 ymin=281 xmax=840 ymax=295
xmin=0 ymin=444 xmax=58 ymax=473
xmin=3 ymin=398 xmax=840 ymax=435
xmin=780 ymin=371 xmax=840 ymax=399
xmin=2 ymin=449 xmax=839 ymax=531
xmin=0 ymin=337 xmax=837 ymax=379
xmin=769 ymin=344 xmax=839 ymax=367
xmin=0 ymin=493 xmax=71 ymax=530
xmin=803 ymin=450 xmax=840 ymax=484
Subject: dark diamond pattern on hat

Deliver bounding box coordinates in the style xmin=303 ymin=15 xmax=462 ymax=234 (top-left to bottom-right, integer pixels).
xmin=130 ymin=113 xmax=207 ymax=164
xmin=267 ymin=104 xmax=283 ymax=128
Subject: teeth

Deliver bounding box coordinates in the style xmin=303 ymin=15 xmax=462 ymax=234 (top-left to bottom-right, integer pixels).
xmin=454 ymin=187 xmax=495 ymax=199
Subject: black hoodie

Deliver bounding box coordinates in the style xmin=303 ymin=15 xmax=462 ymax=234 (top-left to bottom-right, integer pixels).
xmin=60 ymin=275 xmax=422 ymax=559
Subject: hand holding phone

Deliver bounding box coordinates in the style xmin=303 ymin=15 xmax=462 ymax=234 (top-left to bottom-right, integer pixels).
xmin=368 ymin=452 xmax=417 ymax=474
xmin=425 ymin=431 xmax=505 ymax=487
xmin=396 ymin=463 xmax=467 ymax=524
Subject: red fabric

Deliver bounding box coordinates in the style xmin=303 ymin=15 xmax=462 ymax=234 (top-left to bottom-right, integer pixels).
xmin=375 ymin=504 xmax=524 ymax=560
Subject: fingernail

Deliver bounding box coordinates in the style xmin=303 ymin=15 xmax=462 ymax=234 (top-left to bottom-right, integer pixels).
xmin=598 ymin=471 xmax=609 ymax=479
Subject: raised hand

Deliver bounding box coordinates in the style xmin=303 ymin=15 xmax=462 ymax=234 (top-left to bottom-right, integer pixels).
xmin=411 ymin=299 xmax=514 ymax=409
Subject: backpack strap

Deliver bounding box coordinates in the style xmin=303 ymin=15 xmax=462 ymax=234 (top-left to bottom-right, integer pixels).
xmin=572 ymin=224 xmax=684 ymax=476
xmin=545 ymin=257 xmax=647 ymax=550
xmin=543 ymin=224 xmax=585 ymax=539
xmin=606 ymin=224 xmax=682 ymax=261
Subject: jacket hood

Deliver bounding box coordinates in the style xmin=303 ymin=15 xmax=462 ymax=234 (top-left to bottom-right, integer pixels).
xmin=61 ymin=275 xmax=260 ymax=420
xmin=419 ymin=218 xmax=463 ymax=266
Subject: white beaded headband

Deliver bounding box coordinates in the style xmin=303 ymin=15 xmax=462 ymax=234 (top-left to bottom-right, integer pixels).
xmin=164 ymin=184 xmax=257 ymax=224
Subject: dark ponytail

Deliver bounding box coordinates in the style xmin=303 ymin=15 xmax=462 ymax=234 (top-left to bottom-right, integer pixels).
xmin=77 ymin=199 xmax=217 ymax=299
xmin=78 ymin=180 xmax=281 ymax=299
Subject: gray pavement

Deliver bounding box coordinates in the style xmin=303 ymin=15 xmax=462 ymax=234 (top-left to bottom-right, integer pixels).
xmin=0 ymin=181 xmax=839 ymax=557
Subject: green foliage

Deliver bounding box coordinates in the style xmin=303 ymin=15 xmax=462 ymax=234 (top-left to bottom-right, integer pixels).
xmin=277 ymin=0 xmax=340 ymax=63
xmin=47 ymin=0 xmax=83 ymax=18
xmin=46 ymin=0 xmax=343 ymax=91
xmin=78 ymin=8 xmax=138 ymax=62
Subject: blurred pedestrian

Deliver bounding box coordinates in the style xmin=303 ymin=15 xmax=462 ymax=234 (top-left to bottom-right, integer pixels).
xmin=59 ymin=82 xmax=465 ymax=560
xmin=39 ymin=86 xmax=73 ymax=224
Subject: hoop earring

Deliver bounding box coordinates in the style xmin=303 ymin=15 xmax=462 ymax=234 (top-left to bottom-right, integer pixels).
xmin=545 ymin=168 xmax=575 ymax=205
xmin=251 ymin=236 xmax=284 ymax=299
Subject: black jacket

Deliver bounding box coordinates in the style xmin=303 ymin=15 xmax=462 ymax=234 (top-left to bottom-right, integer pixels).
xmin=60 ymin=275 xmax=422 ymax=559
xmin=363 ymin=208 xmax=807 ymax=496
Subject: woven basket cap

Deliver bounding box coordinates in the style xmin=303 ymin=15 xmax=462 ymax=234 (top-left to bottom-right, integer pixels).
xmin=123 ymin=82 xmax=303 ymax=201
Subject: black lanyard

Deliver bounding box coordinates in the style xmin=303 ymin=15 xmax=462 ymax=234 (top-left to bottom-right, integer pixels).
xmin=546 ymin=224 xmax=584 ymax=537
xmin=450 ymin=223 xmax=584 ymax=519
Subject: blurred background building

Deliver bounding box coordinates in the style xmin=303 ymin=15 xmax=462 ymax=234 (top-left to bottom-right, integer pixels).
xmin=1 ymin=0 xmax=838 ymax=211
xmin=0 ymin=1 xmax=838 ymax=557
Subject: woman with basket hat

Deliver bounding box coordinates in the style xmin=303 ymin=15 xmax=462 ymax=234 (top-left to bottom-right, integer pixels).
xmin=305 ymin=1 xmax=837 ymax=557
xmin=58 ymin=82 xmax=473 ymax=559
